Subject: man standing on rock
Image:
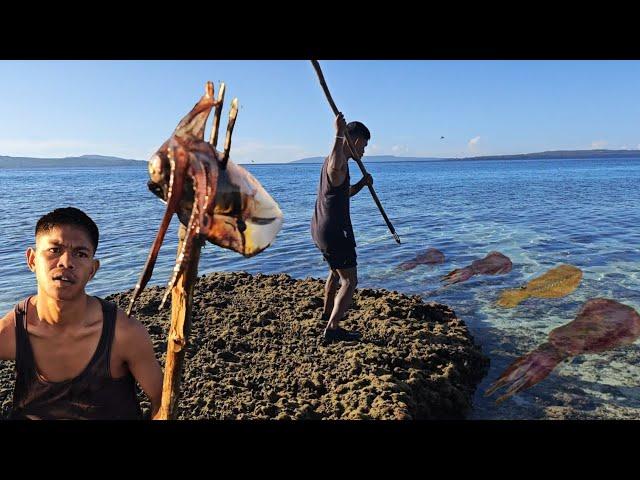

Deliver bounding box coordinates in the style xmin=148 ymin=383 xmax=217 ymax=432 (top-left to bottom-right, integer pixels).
xmin=311 ymin=112 xmax=373 ymax=343
xmin=0 ymin=207 xmax=163 ymax=419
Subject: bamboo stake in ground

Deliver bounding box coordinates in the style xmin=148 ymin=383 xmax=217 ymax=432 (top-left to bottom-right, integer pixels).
xmin=310 ymin=59 xmax=401 ymax=244
xmin=157 ymin=224 xmax=204 ymax=420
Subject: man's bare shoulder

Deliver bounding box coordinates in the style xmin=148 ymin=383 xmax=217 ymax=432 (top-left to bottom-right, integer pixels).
xmin=112 ymin=307 xmax=155 ymax=352
xmin=327 ymin=149 xmax=346 ymax=167
xmin=327 ymin=151 xmax=348 ymax=185
xmin=0 ymin=308 xmax=17 ymax=361
xmin=114 ymin=307 xmax=149 ymax=337
xmin=0 ymin=309 xmax=15 ymax=326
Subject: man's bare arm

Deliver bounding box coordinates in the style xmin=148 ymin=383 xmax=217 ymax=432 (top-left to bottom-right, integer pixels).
xmin=350 ymin=174 xmax=373 ymax=197
xmin=328 ymin=112 xmax=348 ymax=187
xmin=116 ymin=310 xmax=163 ymax=419
xmin=0 ymin=311 xmax=16 ymax=361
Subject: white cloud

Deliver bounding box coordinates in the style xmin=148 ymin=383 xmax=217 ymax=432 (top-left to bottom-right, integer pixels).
xmin=231 ymin=140 xmax=312 ymax=164
xmin=591 ymin=140 xmax=607 ymax=149
xmin=0 ymin=138 xmax=149 ymax=160
xmin=0 ymin=139 xmax=102 ymax=157
xmin=391 ymin=144 xmax=409 ymax=154
xmin=367 ymin=143 xmax=382 ymax=154
xmin=468 ymin=136 xmax=481 ymax=152
xmin=358 ymin=143 xmax=411 ymax=156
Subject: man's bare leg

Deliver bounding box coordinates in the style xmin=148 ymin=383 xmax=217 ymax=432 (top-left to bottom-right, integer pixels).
xmin=325 ymin=266 xmax=357 ymax=331
xmin=322 ymin=269 xmax=340 ymax=319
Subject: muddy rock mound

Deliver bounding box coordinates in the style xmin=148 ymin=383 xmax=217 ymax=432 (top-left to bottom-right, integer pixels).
xmin=108 ymin=271 xmax=489 ymax=420
xmin=0 ymin=272 xmax=489 ymax=419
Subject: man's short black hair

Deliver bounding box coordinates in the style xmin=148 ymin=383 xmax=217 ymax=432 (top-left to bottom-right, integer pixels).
xmin=35 ymin=207 xmax=99 ymax=253
xmin=347 ymin=121 xmax=371 ymax=140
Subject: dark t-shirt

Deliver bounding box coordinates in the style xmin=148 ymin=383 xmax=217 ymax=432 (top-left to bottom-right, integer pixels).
xmin=311 ymin=157 xmax=356 ymax=253
xmin=9 ymin=297 xmax=143 ymax=420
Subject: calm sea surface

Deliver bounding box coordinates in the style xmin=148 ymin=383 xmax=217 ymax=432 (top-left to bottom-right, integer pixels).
xmin=2 ymin=158 xmax=640 ymax=419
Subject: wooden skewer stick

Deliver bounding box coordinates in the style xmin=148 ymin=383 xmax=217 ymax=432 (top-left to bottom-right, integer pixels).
xmin=209 ymin=82 xmax=226 ymax=148
xmin=221 ymin=98 xmax=238 ymax=169
xmin=157 ymin=224 xmax=204 ymax=420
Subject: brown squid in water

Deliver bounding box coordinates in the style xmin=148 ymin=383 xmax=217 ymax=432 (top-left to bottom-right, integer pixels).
xmin=486 ymin=298 xmax=640 ymax=403
xmin=126 ymin=81 xmax=283 ymax=315
xmin=496 ymin=264 xmax=583 ymax=308
xmin=441 ymin=251 xmax=512 ymax=285
xmin=398 ymin=248 xmax=445 ymax=271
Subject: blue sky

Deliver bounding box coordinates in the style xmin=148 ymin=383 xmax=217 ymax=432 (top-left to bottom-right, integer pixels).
xmin=1 ymin=60 xmax=639 ymax=163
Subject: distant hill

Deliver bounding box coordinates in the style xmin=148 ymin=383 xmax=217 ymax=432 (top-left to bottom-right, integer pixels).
xmin=291 ymin=150 xmax=640 ymax=164
xmin=454 ymin=149 xmax=640 ymax=161
xmin=4 ymin=149 xmax=640 ymax=169
xmin=0 ymin=154 xmax=145 ymax=168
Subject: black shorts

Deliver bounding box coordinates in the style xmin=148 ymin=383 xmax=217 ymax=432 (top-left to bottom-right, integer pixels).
xmin=320 ymin=245 xmax=357 ymax=270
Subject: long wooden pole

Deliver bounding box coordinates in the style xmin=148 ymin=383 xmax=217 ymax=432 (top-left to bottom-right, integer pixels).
xmin=157 ymin=224 xmax=203 ymax=420
xmin=311 ymin=60 xmax=401 ymax=244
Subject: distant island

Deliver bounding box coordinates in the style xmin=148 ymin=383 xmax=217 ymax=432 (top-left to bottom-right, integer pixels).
xmin=452 ymin=149 xmax=640 ymax=161
xmin=2 ymin=149 xmax=640 ymax=169
xmin=0 ymin=154 xmax=145 ymax=169
xmin=291 ymin=149 xmax=640 ymax=164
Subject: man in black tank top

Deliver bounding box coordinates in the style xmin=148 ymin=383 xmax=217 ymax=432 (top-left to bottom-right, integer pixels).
xmin=0 ymin=207 xmax=163 ymax=419
xmin=311 ymin=113 xmax=373 ymax=343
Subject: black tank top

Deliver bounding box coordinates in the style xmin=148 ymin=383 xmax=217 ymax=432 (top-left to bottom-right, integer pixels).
xmin=9 ymin=297 xmax=142 ymax=420
xmin=310 ymin=157 xmax=356 ymax=251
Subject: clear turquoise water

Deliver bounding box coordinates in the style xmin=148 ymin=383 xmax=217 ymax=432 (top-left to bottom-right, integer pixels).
xmin=2 ymin=158 xmax=640 ymax=419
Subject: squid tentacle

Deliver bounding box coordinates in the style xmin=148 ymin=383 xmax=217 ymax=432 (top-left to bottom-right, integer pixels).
xmin=159 ymin=154 xmax=209 ymax=310
xmin=127 ymin=143 xmax=189 ymax=315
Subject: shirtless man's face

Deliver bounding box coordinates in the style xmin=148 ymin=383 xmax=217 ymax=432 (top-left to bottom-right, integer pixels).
xmin=26 ymin=225 xmax=100 ymax=302
xmin=353 ymin=137 xmax=368 ymax=159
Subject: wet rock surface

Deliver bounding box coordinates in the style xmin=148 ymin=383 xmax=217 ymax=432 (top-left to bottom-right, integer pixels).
xmin=1 ymin=272 xmax=489 ymax=420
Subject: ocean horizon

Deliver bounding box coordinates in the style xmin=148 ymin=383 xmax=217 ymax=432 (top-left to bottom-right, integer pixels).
xmin=2 ymin=157 xmax=640 ymax=419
